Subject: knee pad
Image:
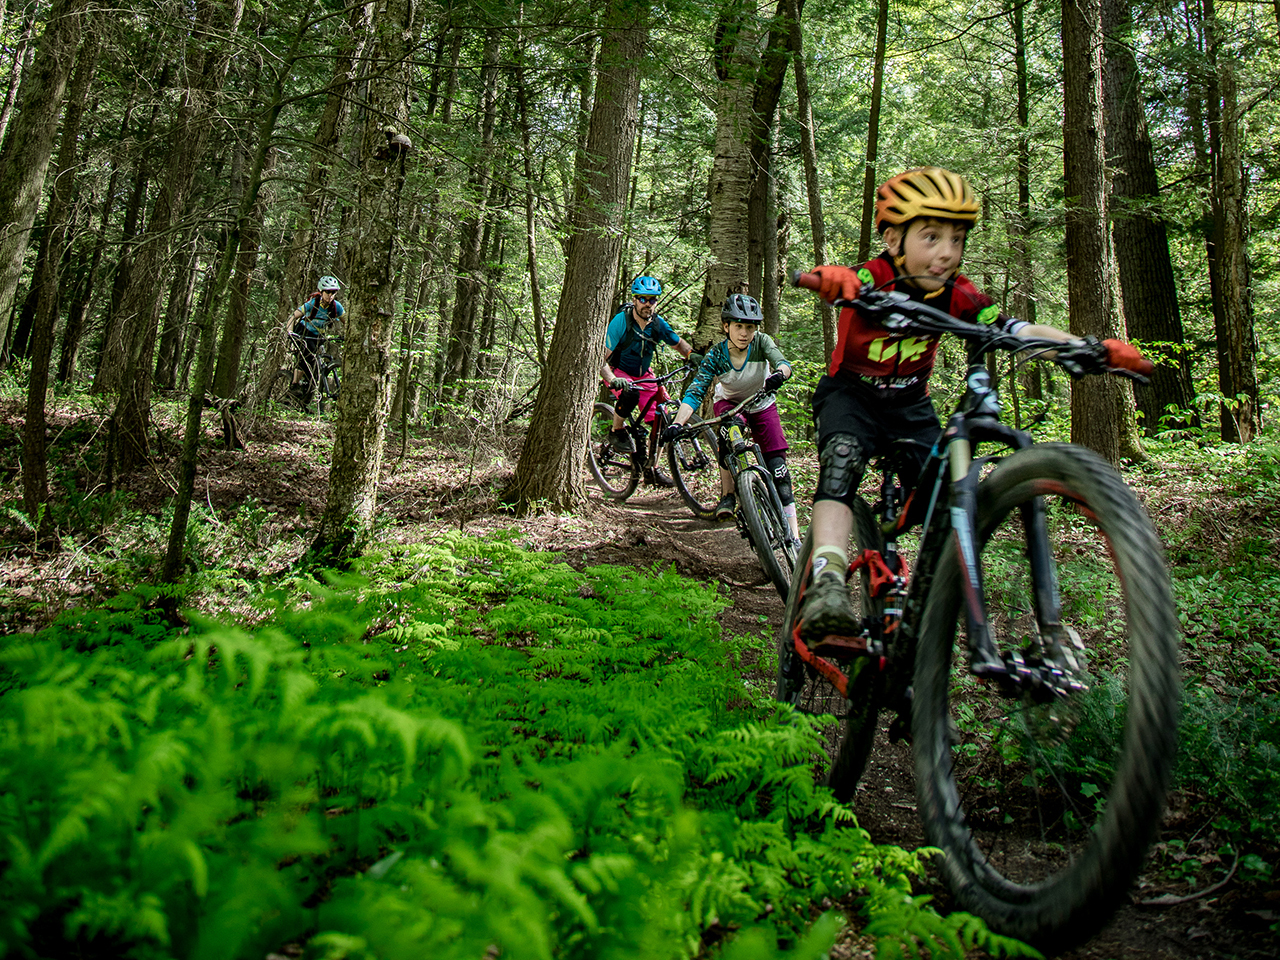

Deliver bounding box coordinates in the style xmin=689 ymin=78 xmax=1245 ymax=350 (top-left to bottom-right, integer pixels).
xmin=766 ymin=454 xmax=794 ymax=506
xmin=816 ymin=432 xmax=866 ymax=506
xmin=616 ymin=387 xmax=640 ymax=418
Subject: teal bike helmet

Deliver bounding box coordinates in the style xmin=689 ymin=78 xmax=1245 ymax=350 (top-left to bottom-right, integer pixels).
xmin=630 ymin=276 xmax=662 ymax=297
xmin=318 ymin=275 xmax=341 ymax=292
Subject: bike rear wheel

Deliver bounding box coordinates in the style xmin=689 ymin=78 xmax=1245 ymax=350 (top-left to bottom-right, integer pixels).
xmin=913 ymin=443 xmax=1180 ymax=948
xmin=668 ymin=414 xmax=720 ymax=519
xmin=737 ymin=469 xmax=796 ymax=601
xmin=588 ymin=402 xmax=640 ymax=499
xmin=776 ymin=498 xmax=886 ymax=801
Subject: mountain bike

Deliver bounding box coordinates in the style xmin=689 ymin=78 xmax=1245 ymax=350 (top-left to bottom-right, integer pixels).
xmin=676 ymin=388 xmax=800 ymax=600
xmin=285 ymin=331 xmax=342 ymax=413
xmin=588 ymin=364 xmax=720 ymax=513
xmin=777 ymin=272 xmax=1180 ymax=949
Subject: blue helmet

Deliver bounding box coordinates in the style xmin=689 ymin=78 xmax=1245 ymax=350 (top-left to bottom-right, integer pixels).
xmin=630 ymin=275 xmax=662 ymax=297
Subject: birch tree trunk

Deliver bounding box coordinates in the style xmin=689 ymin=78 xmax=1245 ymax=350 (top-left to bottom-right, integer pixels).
xmin=508 ymin=0 xmax=646 ymax=512
xmin=312 ymin=0 xmax=420 ymax=558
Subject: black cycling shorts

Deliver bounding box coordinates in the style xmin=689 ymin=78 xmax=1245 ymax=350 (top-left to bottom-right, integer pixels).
xmin=811 ymin=374 xmax=941 ymax=492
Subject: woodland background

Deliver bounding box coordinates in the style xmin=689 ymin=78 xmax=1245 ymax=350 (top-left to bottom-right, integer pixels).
xmin=2 ymin=0 xmax=1280 ymax=958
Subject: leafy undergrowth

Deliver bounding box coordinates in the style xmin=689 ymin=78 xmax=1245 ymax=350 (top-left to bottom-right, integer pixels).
xmin=0 ymin=534 xmax=1033 ymax=960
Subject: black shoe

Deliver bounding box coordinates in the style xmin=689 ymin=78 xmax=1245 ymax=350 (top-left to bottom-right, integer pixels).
xmin=645 ymin=467 xmax=674 ymax=488
xmin=609 ymin=427 xmax=635 ymax=454
xmin=799 ymin=573 xmax=865 ymax=656
xmin=714 ymin=493 xmax=736 ymax=520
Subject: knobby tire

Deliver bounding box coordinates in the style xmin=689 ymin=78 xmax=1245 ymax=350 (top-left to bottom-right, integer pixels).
xmin=738 ymin=469 xmax=794 ymax=601
xmin=668 ymin=414 xmax=720 ymax=519
xmin=912 ymin=443 xmax=1180 ymax=949
xmin=587 ymin=401 xmax=640 ymax=500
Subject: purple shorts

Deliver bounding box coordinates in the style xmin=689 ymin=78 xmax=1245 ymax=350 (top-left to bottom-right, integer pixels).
xmin=714 ymin=399 xmax=788 ymax=458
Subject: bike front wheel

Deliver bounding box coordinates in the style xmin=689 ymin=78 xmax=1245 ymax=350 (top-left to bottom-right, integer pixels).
xmin=737 ymin=469 xmax=796 ymax=601
xmin=587 ymin=402 xmax=640 ymax=500
xmin=668 ymin=414 xmax=720 ymax=519
xmin=776 ymin=499 xmax=886 ymax=802
xmin=913 ymin=442 xmax=1180 ymax=948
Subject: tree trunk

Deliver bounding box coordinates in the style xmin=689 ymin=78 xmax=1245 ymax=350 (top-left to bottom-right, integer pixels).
xmin=154 ymin=234 xmax=200 ymax=390
xmin=508 ymin=0 xmax=646 ymax=512
xmin=1203 ymin=0 xmax=1258 ymax=442
xmin=312 ymin=0 xmax=421 ymax=558
xmin=0 ymin=10 xmax=37 ymax=147
xmin=1009 ymin=0 xmax=1042 ymax=406
xmin=213 ymin=143 xmax=275 ymax=398
xmin=110 ymin=0 xmax=245 ymax=474
xmin=857 ymin=0 xmax=889 ymax=262
xmin=787 ymin=0 xmax=833 ymax=356
xmin=21 ymin=17 xmax=99 ymax=528
xmin=1103 ymin=0 xmax=1196 ymax=434
xmin=443 ymin=28 xmax=501 ymax=400
xmin=1062 ymin=0 xmax=1143 ymax=464
xmin=694 ymin=0 xmax=762 ymax=348
xmin=745 ymin=0 xmax=793 ymax=304
xmin=515 ymin=49 xmax=548 ymax=368
xmin=0 ymin=0 xmax=90 ymax=361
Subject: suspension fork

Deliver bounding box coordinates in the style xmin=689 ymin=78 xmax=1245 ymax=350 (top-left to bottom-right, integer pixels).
xmin=945 ymin=434 xmax=1006 ymax=676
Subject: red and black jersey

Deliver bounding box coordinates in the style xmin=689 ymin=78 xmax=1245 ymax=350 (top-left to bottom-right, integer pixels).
xmin=828 ymin=252 xmax=1006 ymax=390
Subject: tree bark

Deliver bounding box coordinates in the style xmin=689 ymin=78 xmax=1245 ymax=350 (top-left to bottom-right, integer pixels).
xmin=0 ymin=0 xmax=90 ymax=361
xmin=21 ymin=16 xmax=99 ymax=528
xmin=1203 ymin=0 xmax=1258 ymax=442
xmin=745 ymin=0 xmax=793 ymax=305
xmin=109 ymin=0 xmax=245 ymax=474
xmin=312 ymin=0 xmax=421 ymax=558
xmin=694 ymin=0 xmax=763 ymax=348
xmin=1062 ymin=0 xmax=1143 ymax=463
xmin=787 ymin=0 xmax=833 ymax=356
xmin=508 ymin=0 xmax=646 ymax=512
xmin=1008 ymin=0 xmax=1042 ymax=406
xmin=1103 ymin=0 xmax=1196 ymax=434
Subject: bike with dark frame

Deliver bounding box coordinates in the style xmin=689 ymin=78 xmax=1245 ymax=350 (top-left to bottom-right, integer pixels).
xmin=587 ymin=364 xmax=722 ymax=514
xmin=779 ymin=270 xmax=1180 ymax=950
xmin=283 ymin=331 xmax=342 ymax=414
xmin=668 ymin=388 xmax=800 ymax=600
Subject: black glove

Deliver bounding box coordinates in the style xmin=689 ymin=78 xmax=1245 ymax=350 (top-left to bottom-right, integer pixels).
xmin=686 ymin=352 xmax=703 ymax=368
xmin=609 ymin=375 xmax=633 ymax=391
xmin=764 ymin=371 xmax=786 ymax=393
xmin=662 ymin=423 xmax=685 ymax=445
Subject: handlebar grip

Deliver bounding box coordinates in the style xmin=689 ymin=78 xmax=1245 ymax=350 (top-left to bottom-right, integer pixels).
xmin=791 ymin=269 xmax=822 ymax=292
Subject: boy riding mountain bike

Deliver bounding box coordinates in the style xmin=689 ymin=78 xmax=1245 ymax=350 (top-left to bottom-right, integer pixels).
xmin=665 ymin=293 xmax=799 ymax=539
xmin=798 ymin=166 xmax=1150 ymax=652
xmin=600 ymin=275 xmax=698 ymax=487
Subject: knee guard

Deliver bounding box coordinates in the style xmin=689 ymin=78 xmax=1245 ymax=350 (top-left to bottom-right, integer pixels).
xmin=616 ymin=386 xmax=640 ymax=418
xmin=816 ymin=432 xmax=867 ymax=506
xmin=765 ymin=454 xmax=794 ymax=507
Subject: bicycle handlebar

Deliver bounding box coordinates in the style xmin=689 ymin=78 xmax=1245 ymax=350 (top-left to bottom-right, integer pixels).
xmin=791 ymin=270 xmax=1151 ymax=383
xmin=603 ymin=359 xmax=699 ymax=390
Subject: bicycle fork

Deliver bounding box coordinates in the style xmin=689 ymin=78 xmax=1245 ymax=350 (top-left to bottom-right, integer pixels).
xmin=948 ymin=439 xmax=1085 ymax=702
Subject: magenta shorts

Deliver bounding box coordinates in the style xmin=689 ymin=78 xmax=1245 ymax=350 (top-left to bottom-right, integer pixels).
xmin=610 ymin=366 xmax=669 ymax=423
xmin=714 ymin=399 xmax=788 ymax=457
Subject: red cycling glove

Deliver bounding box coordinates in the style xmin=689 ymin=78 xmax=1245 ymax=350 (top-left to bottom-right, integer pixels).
xmin=1102 ymin=339 xmax=1154 ymax=376
xmin=811 ymin=265 xmax=862 ymax=304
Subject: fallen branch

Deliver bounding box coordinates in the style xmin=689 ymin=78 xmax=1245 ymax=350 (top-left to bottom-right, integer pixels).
xmin=1138 ymin=854 xmax=1239 ymax=907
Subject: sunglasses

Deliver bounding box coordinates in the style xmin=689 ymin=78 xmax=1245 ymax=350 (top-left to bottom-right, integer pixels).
xmin=635 ymin=296 xmax=658 ymax=304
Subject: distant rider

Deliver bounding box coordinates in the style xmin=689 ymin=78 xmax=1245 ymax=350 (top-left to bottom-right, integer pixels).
xmin=600 ymin=275 xmax=697 ymax=486
xmin=285 ymin=275 xmax=344 ymax=398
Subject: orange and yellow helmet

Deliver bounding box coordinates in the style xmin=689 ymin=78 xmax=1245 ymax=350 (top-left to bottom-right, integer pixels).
xmin=875 ymin=167 xmax=980 ymax=234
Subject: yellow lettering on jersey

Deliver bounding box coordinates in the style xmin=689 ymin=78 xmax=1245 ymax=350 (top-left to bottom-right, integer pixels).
xmin=868 ymin=336 xmax=929 ymax=364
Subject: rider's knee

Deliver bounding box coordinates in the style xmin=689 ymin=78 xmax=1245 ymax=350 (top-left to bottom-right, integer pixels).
xmin=814 ymin=432 xmax=867 ymax=508
xmin=766 ymin=454 xmax=794 ymax=506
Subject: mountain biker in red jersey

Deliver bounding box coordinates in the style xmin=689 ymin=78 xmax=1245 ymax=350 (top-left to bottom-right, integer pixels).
xmin=798 ymin=167 xmax=1150 ymax=651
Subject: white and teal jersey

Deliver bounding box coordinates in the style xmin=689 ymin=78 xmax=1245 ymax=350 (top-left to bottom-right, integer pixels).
xmin=681 ymin=333 xmax=788 ymax=413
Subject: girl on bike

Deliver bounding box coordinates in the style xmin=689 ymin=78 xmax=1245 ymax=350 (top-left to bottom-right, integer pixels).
xmin=798 ymin=167 xmax=1145 ymax=648
xmin=665 ymin=294 xmax=799 ymax=539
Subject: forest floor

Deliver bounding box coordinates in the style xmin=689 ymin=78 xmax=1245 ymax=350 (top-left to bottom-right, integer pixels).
xmin=1 ymin=397 xmax=1277 ymax=959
